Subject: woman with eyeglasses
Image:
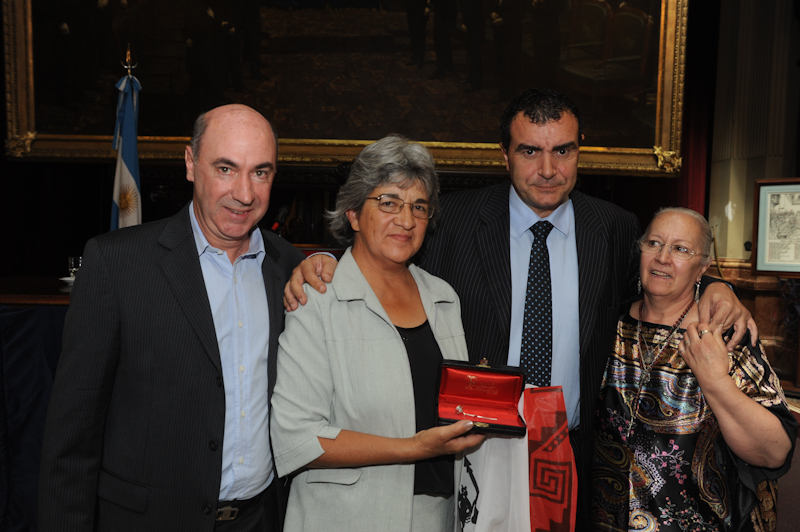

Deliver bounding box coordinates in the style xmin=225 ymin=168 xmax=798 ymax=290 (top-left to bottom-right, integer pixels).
xmin=591 ymin=207 xmax=796 ymax=532
xmin=270 ymin=135 xmax=484 ymax=532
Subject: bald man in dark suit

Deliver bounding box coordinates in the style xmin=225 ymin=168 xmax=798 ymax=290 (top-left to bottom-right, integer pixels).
xmin=39 ymin=105 xmax=304 ymax=532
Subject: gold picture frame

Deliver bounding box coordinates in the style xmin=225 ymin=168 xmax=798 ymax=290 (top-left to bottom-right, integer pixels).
xmin=4 ymin=0 xmax=686 ymax=175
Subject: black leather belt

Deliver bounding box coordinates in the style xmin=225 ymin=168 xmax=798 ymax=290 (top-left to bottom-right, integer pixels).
xmin=216 ymin=493 xmax=262 ymax=521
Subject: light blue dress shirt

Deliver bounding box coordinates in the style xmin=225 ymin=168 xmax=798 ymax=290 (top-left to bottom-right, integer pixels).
xmin=190 ymin=203 xmax=273 ymax=501
xmin=507 ymin=188 xmax=581 ymax=429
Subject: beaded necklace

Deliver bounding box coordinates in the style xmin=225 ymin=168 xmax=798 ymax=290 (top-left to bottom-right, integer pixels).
xmin=626 ymin=298 xmax=694 ymax=439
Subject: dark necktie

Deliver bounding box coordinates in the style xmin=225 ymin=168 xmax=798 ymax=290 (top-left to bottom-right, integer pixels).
xmin=520 ymin=221 xmax=554 ymax=386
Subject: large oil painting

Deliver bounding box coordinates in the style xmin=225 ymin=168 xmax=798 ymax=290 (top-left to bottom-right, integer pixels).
xmin=4 ymin=0 xmax=686 ymax=174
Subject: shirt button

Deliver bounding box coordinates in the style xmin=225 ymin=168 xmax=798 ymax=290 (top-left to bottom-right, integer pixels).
xmin=216 ymin=250 xmax=223 ymax=256
xmin=238 ymin=320 xmax=243 ymax=328
xmin=234 ymin=276 xmax=237 ymax=283
xmin=239 ymin=365 xmax=245 ymax=373
xmin=240 ymin=411 xmax=246 ymax=418
xmin=239 ymin=457 xmax=245 ymax=464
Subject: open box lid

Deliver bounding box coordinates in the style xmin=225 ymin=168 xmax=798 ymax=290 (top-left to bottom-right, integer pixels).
xmin=437 ymin=359 xmax=526 ymax=436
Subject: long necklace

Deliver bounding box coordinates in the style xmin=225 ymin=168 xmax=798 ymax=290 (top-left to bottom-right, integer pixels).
xmin=626 ymin=298 xmax=694 ymax=439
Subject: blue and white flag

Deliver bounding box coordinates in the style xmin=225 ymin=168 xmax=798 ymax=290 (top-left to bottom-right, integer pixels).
xmin=111 ymin=74 xmax=142 ymax=230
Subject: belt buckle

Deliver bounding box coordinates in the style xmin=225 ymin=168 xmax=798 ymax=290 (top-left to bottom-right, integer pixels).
xmin=216 ymin=505 xmax=239 ymax=521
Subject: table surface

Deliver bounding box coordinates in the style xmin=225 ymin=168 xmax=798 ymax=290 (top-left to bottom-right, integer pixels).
xmin=0 ymin=276 xmax=72 ymax=306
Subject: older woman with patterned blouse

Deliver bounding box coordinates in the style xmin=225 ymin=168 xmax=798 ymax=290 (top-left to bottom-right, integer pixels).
xmin=592 ymin=207 xmax=797 ymax=532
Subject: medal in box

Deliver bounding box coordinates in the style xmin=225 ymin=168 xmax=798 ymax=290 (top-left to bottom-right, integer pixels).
xmin=436 ymin=360 xmax=526 ymax=436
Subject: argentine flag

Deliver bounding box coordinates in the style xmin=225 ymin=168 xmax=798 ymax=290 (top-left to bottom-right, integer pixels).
xmin=111 ymin=74 xmax=142 ymax=230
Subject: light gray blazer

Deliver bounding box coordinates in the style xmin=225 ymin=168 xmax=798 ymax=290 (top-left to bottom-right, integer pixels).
xmin=270 ymin=249 xmax=468 ymax=532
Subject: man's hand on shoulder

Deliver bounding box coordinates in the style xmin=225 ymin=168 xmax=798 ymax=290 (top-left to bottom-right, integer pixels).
xmin=697 ymin=281 xmax=758 ymax=350
xmin=283 ymin=254 xmax=339 ymax=311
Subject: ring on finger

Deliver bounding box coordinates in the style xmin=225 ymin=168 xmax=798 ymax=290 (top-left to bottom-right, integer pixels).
xmin=685 ymin=338 xmax=692 ymax=347
xmin=698 ymin=329 xmax=711 ymax=338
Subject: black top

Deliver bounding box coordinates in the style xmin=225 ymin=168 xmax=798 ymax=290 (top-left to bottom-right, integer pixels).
xmin=395 ymin=320 xmax=454 ymax=497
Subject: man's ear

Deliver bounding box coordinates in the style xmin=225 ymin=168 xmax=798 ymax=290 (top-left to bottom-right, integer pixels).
xmin=185 ymin=146 xmax=196 ymax=183
xmin=500 ymin=143 xmax=510 ymax=172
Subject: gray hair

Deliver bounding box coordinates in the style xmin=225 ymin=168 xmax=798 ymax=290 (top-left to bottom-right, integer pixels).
xmin=643 ymin=207 xmax=713 ymax=264
xmin=189 ymin=108 xmax=279 ymax=161
xmin=327 ymin=135 xmax=439 ymax=246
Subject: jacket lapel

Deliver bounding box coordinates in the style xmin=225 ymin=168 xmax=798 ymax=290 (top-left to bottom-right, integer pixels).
xmin=261 ymin=233 xmax=287 ymax=398
xmin=475 ymin=185 xmax=513 ymax=360
xmin=572 ymin=191 xmax=608 ymax=359
xmin=157 ymin=206 xmax=222 ymax=373
xmin=409 ymin=263 xmax=456 ymax=334
xmin=332 ymin=249 xmax=391 ymax=326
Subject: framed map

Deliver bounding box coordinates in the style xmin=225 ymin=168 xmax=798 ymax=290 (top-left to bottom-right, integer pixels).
xmin=753 ymin=178 xmax=800 ymax=278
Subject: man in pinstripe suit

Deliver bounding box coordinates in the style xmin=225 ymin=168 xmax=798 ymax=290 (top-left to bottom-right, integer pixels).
xmin=284 ymin=89 xmax=751 ymax=527
xmin=39 ymin=105 xmax=304 ymax=532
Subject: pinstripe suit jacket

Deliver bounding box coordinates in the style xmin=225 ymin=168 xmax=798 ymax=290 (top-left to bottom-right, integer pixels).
xmin=417 ymin=183 xmax=640 ymax=523
xmin=38 ymin=205 xmax=305 ymax=532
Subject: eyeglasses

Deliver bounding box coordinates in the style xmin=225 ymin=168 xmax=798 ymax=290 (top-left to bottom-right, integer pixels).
xmin=638 ymin=240 xmax=709 ymax=261
xmin=366 ymin=195 xmax=434 ymax=219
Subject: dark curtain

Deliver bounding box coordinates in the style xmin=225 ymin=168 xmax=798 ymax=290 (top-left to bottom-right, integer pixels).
xmin=0 ymin=306 xmax=67 ymax=532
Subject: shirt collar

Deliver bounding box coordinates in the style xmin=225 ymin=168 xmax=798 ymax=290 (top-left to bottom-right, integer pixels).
xmin=188 ymin=201 xmax=266 ymax=260
xmin=508 ymin=186 xmax=573 ymax=238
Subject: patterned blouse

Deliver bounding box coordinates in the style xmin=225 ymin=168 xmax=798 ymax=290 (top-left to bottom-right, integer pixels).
xmin=592 ymin=313 xmax=797 ymax=532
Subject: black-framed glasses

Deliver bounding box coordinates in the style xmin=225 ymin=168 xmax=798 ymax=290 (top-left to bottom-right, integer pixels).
xmin=366 ymin=195 xmax=434 ymax=219
xmin=637 ymin=240 xmax=709 ymax=261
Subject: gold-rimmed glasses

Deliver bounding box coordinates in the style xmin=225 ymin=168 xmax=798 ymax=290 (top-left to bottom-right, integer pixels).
xmin=637 ymin=240 xmax=708 ymax=261
xmin=366 ymin=195 xmax=434 ymax=219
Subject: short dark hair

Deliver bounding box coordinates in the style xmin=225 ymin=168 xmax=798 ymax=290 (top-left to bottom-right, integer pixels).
xmin=190 ymin=112 xmax=208 ymax=161
xmin=500 ymin=89 xmax=583 ymax=152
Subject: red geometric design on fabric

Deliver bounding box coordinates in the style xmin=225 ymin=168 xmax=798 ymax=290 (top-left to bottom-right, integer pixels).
xmin=523 ymin=387 xmax=577 ymax=532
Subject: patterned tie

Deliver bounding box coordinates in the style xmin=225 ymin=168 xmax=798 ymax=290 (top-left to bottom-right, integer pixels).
xmin=520 ymin=221 xmax=554 ymax=387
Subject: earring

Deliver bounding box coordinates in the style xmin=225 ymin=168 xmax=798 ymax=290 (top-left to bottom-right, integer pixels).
xmin=637 ymin=277 xmax=642 ymax=295
xmin=695 ymin=280 xmax=701 ymax=303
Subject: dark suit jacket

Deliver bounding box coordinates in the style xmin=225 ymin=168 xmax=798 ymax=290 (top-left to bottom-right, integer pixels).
xmin=417 ymin=183 xmax=640 ymax=524
xmin=38 ymin=205 xmax=305 ymax=532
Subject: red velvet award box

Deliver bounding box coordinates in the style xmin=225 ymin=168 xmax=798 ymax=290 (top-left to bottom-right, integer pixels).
xmin=437 ymin=360 xmax=526 ymax=436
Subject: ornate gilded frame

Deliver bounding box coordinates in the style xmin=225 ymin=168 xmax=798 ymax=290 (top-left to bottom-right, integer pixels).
xmin=4 ymin=0 xmax=687 ymax=175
